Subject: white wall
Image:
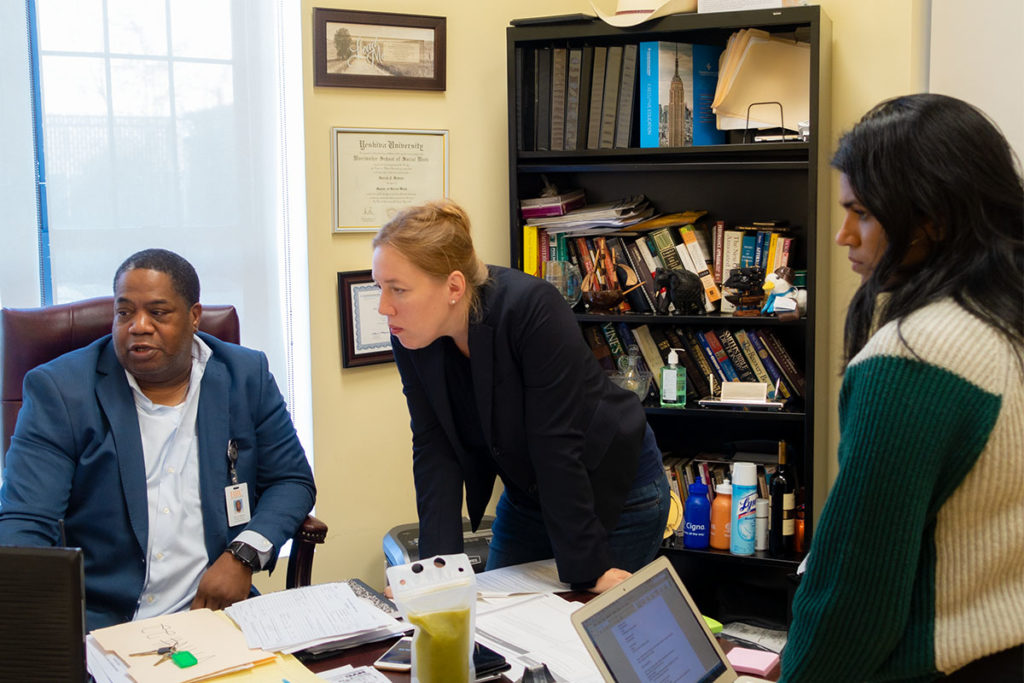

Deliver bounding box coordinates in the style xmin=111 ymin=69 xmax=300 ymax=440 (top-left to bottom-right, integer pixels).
xmin=930 ymin=0 xmax=1024 ymax=160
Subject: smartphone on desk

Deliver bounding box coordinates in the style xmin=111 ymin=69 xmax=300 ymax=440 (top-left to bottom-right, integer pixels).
xmin=373 ymin=637 xmax=511 ymax=680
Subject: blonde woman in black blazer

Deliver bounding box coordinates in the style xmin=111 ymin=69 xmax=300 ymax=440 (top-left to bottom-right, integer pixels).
xmin=371 ymin=200 xmax=669 ymax=592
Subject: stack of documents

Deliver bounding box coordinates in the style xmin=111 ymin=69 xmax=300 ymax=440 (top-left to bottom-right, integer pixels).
xmin=712 ymin=28 xmax=810 ymax=131
xmin=87 ymin=609 xmax=277 ymax=683
xmin=224 ymin=582 xmax=407 ymax=655
xmin=524 ymin=195 xmax=654 ymax=233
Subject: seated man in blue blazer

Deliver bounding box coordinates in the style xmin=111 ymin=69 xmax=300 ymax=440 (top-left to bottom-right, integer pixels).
xmin=0 ymin=249 xmax=316 ymax=631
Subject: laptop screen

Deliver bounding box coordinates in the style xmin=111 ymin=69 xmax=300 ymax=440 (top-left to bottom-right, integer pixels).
xmin=578 ymin=565 xmax=727 ymax=683
xmin=0 ymin=545 xmax=87 ymax=681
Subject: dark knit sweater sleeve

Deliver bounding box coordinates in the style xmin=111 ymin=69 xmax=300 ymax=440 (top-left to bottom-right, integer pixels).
xmin=779 ymin=354 xmax=999 ymax=682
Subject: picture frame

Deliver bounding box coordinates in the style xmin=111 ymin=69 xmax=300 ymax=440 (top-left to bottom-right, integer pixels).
xmin=337 ymin=270 xmax=393 ymax=368
xmin=331 ymin=127 xmax=449 ymax=232
xmin=313 ymin=8 xmax=446 ymax=91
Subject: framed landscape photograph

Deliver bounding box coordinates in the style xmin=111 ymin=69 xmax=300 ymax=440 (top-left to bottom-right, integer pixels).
xmin=337 ymin=270 xmax=393 ymax=368
xmin=313 ymin=8 xmax=446 ymax=91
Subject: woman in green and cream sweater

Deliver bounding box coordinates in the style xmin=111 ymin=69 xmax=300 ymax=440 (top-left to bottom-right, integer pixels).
xmin=780 ymin=95 xmax=1024 ymax=682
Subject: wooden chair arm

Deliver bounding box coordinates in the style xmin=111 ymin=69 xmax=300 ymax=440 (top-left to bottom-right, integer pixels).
xmin=285 ymin=514 xmax=328 ymax=589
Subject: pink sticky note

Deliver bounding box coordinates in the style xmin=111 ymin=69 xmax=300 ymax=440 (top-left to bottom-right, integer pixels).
xmin=726 ymin=646 xmax=780 ymax=677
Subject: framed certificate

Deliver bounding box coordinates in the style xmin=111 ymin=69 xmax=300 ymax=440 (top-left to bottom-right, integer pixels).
xmin=331 ymin=127 xmax=450 ymax=232
xmin=337 ymin=270 xmax=393 ymax=368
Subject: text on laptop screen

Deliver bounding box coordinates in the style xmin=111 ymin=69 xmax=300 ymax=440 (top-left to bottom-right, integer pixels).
xmin=579 ymin=567 xmax=726 ymax=683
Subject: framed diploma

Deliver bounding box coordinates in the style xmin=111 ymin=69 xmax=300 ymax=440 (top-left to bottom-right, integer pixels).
xmin=337 ymin=270 xmax=394 ymax=368
xmin=331 ymin=127 xmax=450 ymax=232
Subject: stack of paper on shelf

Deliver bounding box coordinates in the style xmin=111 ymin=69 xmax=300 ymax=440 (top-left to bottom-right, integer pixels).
xmin=224 ymin=582 xmax=407 ymax=655
xmin=525 ymin=195 xmax=654 ymax=233
xmin=712 ymin=28 xmax=809 ymax=131
xmin=87 ymin=609 xmax=276 ymax=683
xmin=520 ymin=188 xmax=586 ymax=219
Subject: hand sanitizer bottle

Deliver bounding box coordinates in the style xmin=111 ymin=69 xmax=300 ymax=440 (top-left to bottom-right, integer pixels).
xmin=660 ymin=349 xmax=686 ymax=408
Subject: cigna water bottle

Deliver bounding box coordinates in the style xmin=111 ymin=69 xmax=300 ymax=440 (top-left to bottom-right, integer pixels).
xmin=682 ymin=481 xmax=710 ymax=549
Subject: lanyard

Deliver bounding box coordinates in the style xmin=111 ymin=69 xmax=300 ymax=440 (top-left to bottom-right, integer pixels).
xmin=227 ymin=439 xmax=239 ymax=485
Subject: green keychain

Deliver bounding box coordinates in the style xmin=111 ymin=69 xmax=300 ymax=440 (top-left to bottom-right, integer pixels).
xmin=170 ymin=650 xmax=198 ymax=668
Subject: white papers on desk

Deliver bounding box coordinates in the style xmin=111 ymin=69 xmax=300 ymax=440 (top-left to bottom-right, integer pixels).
xmin=475 ymin=558 xmax=567 ymax=597
xmin=712 ymin=28 xmax=810 ymax=131
xmin=224 ymin=582 xmax=406 ymax=654
xmin=475 ymin=594 xmax=603 ymax=683
xmin=316 ymin=664 xmax=393 ymax=682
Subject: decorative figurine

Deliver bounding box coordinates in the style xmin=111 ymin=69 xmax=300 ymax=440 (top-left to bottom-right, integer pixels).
xmin=723 ymin=266 xmax=765 ymax=316
xmin=654 ymin=268 xmax=705 ymax=315
xmin=761 ymin=266 xmax=807 ymax=319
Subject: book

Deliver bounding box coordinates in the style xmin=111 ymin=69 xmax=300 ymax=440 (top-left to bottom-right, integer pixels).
xmin=623 ymin=237 xmax=660 ymax=310
xmin=614 ymin=44 xmax=638 ymax=148
xmin=733 ymin=328 xmax=773 ymax=388
xmin=535 ymin=46 xmax=552 ymax=151
xmin=550 ymin=47 xmax=568 ymax=151
xmin=523 ymin=224 xmax=540 ymax=276
xmin=599 ymin=45 xmax=623 ymax=149
xmin=631 ymin=324 xmax=666 ymax=391
xmin=701 ymin=329 xmax=740 ymax=381
xmin=607 ymin=236 xmax=652 ymax=312
xmin=716 ymin=329 xmax=758 ymax=382
xmin=587 ymin=46 xmax=608 ymax=149
xmin=691 ymin=329 xmax=726 ymax=383
xmin=564 ymin=48 xmax=583 ymax=151
xmin=638 ymin=41 xmax=725 ymax=148
xmin=744 ymin=329 xmax=793 ymax=401
xmin=600 ymin=321 xmax=626 ymax=366
xmin=720 ymin=229 xmax=744 ymax=313
xmin=520 ymin=188 xmax=586 ymax=218
xmin=757 ymin=329 xmax=805 ymax=397
xmin=674 ymin=243 xmax=716 ymax=313
xmin=648 ymin=227 xmax=686 ymax=272
xmin=678 ymin=224 xmax=722 ymax=305
xmin=582 ymin=324 xmax=616 ymax=372
xmin=712 ymin=220 xmax=726 ymax=287
xmin=680 ymin=327 xmax=716 ymax=387
xmin=515 ymin=47 xmax=535 ymax=151
xmin=576 ymin=46 xmax=595 ymax=151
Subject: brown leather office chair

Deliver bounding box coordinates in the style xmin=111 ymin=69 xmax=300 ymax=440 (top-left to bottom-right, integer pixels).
xmin=0 ymin=296 xmax=326 ymax=589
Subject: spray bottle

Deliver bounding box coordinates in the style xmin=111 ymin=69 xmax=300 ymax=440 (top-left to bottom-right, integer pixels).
xmin=730 ymin=462 xmax=757 ymax=556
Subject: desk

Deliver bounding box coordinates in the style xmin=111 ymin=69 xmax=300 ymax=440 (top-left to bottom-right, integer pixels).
xmin=301 ymin=591 xmax=782 ymax=682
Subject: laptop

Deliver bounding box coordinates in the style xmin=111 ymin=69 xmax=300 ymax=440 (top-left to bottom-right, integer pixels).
xmin=0 ymin=545 xmax=88 ymax=682
xmin=571 ymin=556 xmax=764 ymax=683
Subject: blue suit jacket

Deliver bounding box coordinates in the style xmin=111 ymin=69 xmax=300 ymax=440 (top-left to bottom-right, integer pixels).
xmin=391 ymin=267 xmax=646 ymax=585
xmin=0 ymin=332 xmax=315 ymax=630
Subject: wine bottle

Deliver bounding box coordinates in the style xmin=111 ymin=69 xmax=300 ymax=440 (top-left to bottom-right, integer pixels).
xmin=769 ymin=440 xmax=795 ymax=556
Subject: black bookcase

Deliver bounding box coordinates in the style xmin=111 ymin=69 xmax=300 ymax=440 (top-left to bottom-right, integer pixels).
xmin=506 ymin=6 xmax=831 ymax=627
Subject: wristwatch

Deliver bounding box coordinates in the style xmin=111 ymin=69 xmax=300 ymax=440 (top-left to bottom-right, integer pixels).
xmin=226 ymin=541 xmax=261 ymax=572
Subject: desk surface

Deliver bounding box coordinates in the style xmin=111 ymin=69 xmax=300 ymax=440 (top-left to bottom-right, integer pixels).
xmin=301 ymin=591 xmax=782 ymax=682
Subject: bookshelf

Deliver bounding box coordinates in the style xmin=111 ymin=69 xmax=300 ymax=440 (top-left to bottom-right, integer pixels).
xmin=506 ymin=7 xmax=831 ymax=627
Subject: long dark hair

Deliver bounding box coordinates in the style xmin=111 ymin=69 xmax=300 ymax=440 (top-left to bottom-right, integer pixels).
xmin=832 ymin=94 xmax=1024 ymax=369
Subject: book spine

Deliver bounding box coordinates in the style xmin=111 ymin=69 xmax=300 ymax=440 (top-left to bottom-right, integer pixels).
xmin=758 ymin=329 xmax=806 ymax=397
xmin=632 ymin=324 xmax=666 ymax=391
xmin=733 ymin=329 xmax=772 ymax=386
xmin=535 ymin=47 xmax=552 ymax=151
xmin=754 ymin=230 xmax=767 ymax=270
xmin=614 ymin=44 xmax=638 ymax=149
xmin=779 ymin=237 xmax=792 ymax=268
xmin=601 ymin=322 xmax=625 ymax=367
xmin=574 ymin=236 xmax=597 ymax=285
xmin=599 ymin=46 xmax=623 ymax=149
xmin=691 ymin=43 xmax=725 ymax=146
xmin=582 ymin=324 xmax=616 ymax=373
xmin=564 ymin=48 xmax=583 ymax=151
xmin=608 ymin=237 xmax=650 ymax=312
xmin=720 ymin=229 xmax=743 ymax=313
xmin=712 ymin=220 xmax=725 ymax=287
xmin=638 ymin=42 xmax=659 ymax=148
xmin=515 ymin=47 xmax=525 ymax=151
xmin=649 ymin=228 xmax=685 ymax=271
xmin=550 ymin=47 xmax=567 ymax=151
xmin=576 ymin=46 xmax=595 ymax=151
xmin=702 ymin=330 xmax=740 ymax=381
xmin=620 ymin=237 xmax=658 ymax=311
xmin=680 ymin=327 xmax=716 ymax=385
xmin=587 ymin=47 xmax=608 ymax=150
xmin=739 ymin=232 xmax=756 ymax=268
xmin=523 ymin=224 xmax=539 ymax=276
xmin=679 ymin=225 xmax=722 ymax=304
xmin=691 ymin=329 xmax=726 ymax=383
xmin=765 ymin=232 xmax=779 ymax=275
xmin=716 ymin=329 xmax=757 ymax=382
xmin=745 ymin=329 xmax=793 ymax=400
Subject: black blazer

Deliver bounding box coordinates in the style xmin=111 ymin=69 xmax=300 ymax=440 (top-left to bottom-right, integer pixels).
xmin=391 ymin=266 xmax=647 ymax=584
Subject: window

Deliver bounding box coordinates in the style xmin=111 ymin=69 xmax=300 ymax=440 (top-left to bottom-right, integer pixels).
xmin=0 ymin=0 xmax=312 ymax=465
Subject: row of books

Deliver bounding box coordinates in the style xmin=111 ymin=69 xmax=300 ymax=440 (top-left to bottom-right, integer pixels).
xmin=514 ymin=40 xmax=725 ymax=152
xmin=664 ymin=455 xmax=785 ymax=506
xmin=583 ymin=321 xmax=805 ymax=404
xmin=524 ymin=211 xmax=797 ymax=315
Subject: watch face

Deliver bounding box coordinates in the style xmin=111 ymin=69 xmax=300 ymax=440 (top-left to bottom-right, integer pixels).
xmin=231 ymin=543 xmax=259 ymax=570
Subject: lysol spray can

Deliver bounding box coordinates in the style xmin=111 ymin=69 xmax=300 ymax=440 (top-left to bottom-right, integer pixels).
xmin=730 ymin=462 xmax=757 ymax=556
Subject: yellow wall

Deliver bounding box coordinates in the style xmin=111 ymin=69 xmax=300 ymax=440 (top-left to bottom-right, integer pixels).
xmin=257 ymin=0 xmax=928 ymax=594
